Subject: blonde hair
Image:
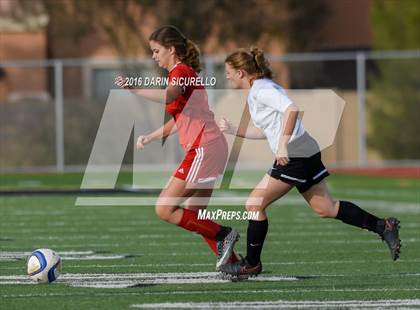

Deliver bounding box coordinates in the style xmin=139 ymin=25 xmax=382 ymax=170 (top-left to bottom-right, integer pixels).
xmin=225 ymin=47 xmax=273 ymax=81
xmin=149 ymin=25 xmax=201 ymax=73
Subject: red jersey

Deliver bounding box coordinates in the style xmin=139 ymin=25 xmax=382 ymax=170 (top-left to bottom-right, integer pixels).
xmin=166 ymin=63 xmax=222 ymax=151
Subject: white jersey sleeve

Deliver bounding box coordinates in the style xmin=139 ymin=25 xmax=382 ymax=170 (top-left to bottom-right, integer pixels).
xmin=247 ymin=78 xmax=305 ymax=155
xmin=256 ymin=85 xmax=293 ymax=113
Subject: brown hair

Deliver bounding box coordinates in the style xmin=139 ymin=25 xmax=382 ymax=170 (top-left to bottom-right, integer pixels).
xmin=225 ymin=47 xmax=273 ymax=81
xmin=149 ymin=25 xmax=201 ymax=73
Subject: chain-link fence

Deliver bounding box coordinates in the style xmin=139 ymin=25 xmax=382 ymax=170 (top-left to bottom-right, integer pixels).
xmin=1 ymin=50 xmax=419 ymax=173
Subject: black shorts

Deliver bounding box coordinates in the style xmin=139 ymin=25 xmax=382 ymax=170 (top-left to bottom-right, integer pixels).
xmin=268 ymin=133 xmax=329 ymax=193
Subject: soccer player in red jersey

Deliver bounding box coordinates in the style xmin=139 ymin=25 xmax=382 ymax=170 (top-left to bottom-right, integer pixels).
xmin=115 ymin=25 xmax=238 ymax=270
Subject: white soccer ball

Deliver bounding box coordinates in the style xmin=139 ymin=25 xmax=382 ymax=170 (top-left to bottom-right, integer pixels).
xmin=27 ymin=249 xmax=61 ymax=283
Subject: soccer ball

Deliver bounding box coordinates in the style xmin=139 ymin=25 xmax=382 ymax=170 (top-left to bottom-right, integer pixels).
xmin=27 ymin=249 xmax=61 ymax=283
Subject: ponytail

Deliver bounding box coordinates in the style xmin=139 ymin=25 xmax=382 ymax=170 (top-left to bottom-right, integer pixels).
xmin=225 ymin=46 xmax=273 ymax=81
xmin=250 ymin=46 xmax=273 ymax=79
xmin=181 ymin=39 xmax=201 ymax=73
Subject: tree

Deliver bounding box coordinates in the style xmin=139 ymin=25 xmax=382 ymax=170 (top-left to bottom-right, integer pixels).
xmin=368 ymin=0 xmax=420 ymax=159
xmin=12 ymin=0 xmax=328 ymax=56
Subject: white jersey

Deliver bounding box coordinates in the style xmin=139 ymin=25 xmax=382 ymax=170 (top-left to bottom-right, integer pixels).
xmin=247 ymin=78 xmax=305 ymax=155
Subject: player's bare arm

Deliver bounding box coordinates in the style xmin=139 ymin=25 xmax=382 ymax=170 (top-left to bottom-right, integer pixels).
xmin=114 ymin=75 xmax=182 ymax=104
xmin=276 ymin=103 xmax=299 ymax=166
xmin=136 ymin=118 xmax=178 ymax=149
xmin=219 ymin=117 xmax=266 ymax=139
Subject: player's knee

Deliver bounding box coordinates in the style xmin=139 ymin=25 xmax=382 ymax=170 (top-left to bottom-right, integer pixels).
xmin=245 ymin=199 xmax=265 ymax=213
xmin=313 ymin=204 xmax=336 ymax=218
xmin=155 ymin=205 xmax=172 ymax=222
xmin=316 ymin=209 xmax=330 ymax=218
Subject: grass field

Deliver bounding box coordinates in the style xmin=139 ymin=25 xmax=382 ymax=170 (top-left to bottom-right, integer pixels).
xmin=0 ymin=173 xmax=419 ymax=309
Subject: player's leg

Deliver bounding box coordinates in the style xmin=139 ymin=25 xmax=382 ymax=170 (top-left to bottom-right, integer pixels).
xmin=155 ymin=176 xmax=194 ymax=225
xmin=185 ymin=186 xmax=240 ymax=268
xmin=301 ymin=180 xmax=401 ymax=260
xmin=155 ymin=177 xmax=236 ymax=253
xmin=220 ymin=174 xmax=293 ymax=277
xmin=185 ymin=188 xmax=219 ymax=256
xmin=245 ymin=174 xmax=293 ymax=265
xmin=300 ymin=180 xmax=339 ymax=218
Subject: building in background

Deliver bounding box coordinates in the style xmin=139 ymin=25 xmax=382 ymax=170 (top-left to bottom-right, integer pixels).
xmin=1 ymin=0 xmax=417 ymax=169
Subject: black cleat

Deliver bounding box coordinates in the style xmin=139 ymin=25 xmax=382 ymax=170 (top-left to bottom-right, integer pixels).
xmin=380 ymin=217 xmax=401 ymax=261
xmin=219 ymin=257 xmax=262 ymax=279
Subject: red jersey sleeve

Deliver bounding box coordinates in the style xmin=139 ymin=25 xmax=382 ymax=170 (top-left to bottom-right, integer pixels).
xmin=166 ymin=64 xmax=194 ymax=116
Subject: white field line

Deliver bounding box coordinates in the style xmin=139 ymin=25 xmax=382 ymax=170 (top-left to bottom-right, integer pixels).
xmin=75 ymin=197 xmax=249 ymax=206
xmin=2 ymin=272 xmax=420 ymax=290
xmin=334 ymin=188 xmax=420 ymax=198
xmin=2 ymin=219 xmax=418 ymax=233
xmin=2 ymin=259 xmax=420 ymax=271
xmin=7 ymin=211 xmax=66 ymax=216
xmin=5 ymin=190 xmax=419 ymax=213
xmin=19 ymin=228 xmax=420 ymax=241
xmin=0 ymin=231 xmax=374 ymax=239
xmin=12 ymin=214 xmax=414 ymax=227
xmin=0 ymin=251 xmax=128 ymax=261
xmin=3 ymin=248 xmax=404 ymax=268
xmin=0 ymin=216 xmax=313 ymax=222
xmin=51 ymin=258 xmax=420 ymax=267
xmin=0 ymin=273 xmax=298 ymax=287
xmin=1 ymin=238 xmax=418 ymax=251
xmin=0 ymin=219 xmax=328 ymax=228
xmin=2 ymin=227 xmax=415 ymax=235
xmin=130 ymin=299 xmax=420 ymax=309
xmin=2 ymin=226 xmax=419 ymax=240
xmin=73 ymin=196 xmax=420 ymax=213
xmin=2 ymin=288 xmax=420 ymax=298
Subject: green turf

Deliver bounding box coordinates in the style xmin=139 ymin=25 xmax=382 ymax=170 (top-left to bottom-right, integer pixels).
xmin=0 ymin=174 xmax=419 ymax=309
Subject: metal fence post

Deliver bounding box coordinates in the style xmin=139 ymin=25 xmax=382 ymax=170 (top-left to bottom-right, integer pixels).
xmin=54 ymin=60 xmax=65 ymax=172
xmin=356 ymin=52 xmax=367 ymax=166
xmin=204 ymin=57 xmax=215 ymax=108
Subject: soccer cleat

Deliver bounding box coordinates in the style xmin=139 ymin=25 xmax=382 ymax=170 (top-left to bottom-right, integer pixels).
xmin=215 ymin=228 xmax=239 ymax=271
xmin=215 ymin=251 xmax=241 ymax=272
xmin=227 ymin=251 xmax=241 ymax=264
xmin=219 ymin=257 xmax=262 ymax=279
xmin=380 ymin=217 xmax=401 ymax=261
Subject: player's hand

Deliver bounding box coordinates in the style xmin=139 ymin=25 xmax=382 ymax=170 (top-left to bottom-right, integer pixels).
xmin=275 ymin=143 xmax=289 ymax=166
xmin=114 ymin=75 xmax=131 ymax=89
xmin=136 ymin=135 xmax=151 ymax=149
xmin=218 ymin=117 xmax=236 ymax=135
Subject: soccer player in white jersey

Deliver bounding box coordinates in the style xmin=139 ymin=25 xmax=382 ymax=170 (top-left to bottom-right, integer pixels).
xmin=218 ymin=47 xmax=401 ymax=278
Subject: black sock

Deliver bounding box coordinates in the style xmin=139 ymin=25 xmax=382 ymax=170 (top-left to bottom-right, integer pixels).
xmin=215 ymin=226 xmax=231 ymax=241
xmin=336 ymin=201 xmax=384 ymax=234
xmin=246 ymin=219 xmax=268 ymax=266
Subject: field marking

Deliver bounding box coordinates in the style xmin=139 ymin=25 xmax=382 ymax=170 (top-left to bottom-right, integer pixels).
xmin=1 ymin=237 xmax=418 ymax=252
xmin=76 ymin=197 xmax=251 ymax=206
xmin=6 ymin=227 xmax=417 ymax=241
xmin=2 ymin=288 xmax=420 ymax=298
xmin=2 ymin=273 xmax=420 ymax=291
xmin=131 ymin=299 xmax=420 ymax=309
xmin=73 ymin=196 xmax=420 ymax=214
xmin=3 ymin=259 xmax=420 ymax=271
xmin=65 ymin=258 xmax=420 ymax=268
xmin=1 ymin=221 xmax=418 ymax=233
xmin=0 ymin=272 xmax=298 ymax=287
xmin=335 ymin=187 xmax=420 ymax=198
xmin=0 ymin=251 xmax=128 ymax=262
xmin=0 ymin=272 xmax=420 ymax=284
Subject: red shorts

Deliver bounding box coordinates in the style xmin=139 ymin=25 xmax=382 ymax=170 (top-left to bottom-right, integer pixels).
xmin=174 ymin=136 xmax=228 ymax=183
